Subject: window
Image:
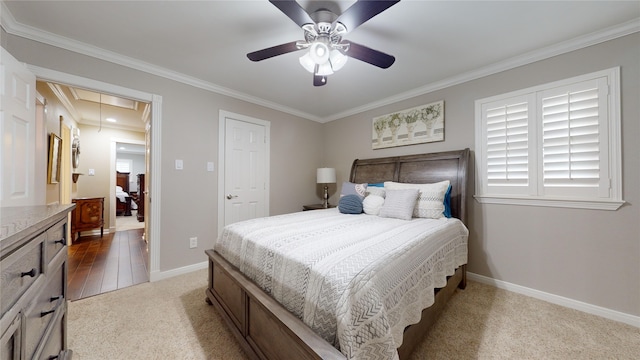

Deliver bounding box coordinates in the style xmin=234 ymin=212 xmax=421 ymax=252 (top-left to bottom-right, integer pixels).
xmin=116 ymin=159 xmax=132 ymax=173
xmin=475 ymin=68 xmax=623 ymax=210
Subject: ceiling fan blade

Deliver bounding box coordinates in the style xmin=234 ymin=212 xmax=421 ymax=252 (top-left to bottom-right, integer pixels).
xmin=247 ymin=41 xmax=302 ymax=61
xmin=313 ymin=74 xmax=327 ymax=86
xmin=334 ymin=0 xmax=400 ymax=32
xmin=269 ymin=0 xmax=314 ymax=27
xmin=313 ymin=65 xmax=327 ymax=86
xmin=346 ymin=41 xmax=395 ymax=69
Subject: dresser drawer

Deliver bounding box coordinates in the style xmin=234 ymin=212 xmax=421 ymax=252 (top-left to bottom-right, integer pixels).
xmin=0 ymin=233 xmax=45 ymax=316
xmin=23 ymin=263 xmax=65 ymax=359
xmin=0 ymin=312 xmax=22 ymax=360
xmin=45 ymin=219 xmax=67 ymax=267
xmin=37 ymin=310 xmax=65 ymax=360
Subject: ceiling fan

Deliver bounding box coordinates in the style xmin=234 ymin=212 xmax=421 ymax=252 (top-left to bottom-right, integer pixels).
xmin=247 ymin=0 xmax=400 ymax=86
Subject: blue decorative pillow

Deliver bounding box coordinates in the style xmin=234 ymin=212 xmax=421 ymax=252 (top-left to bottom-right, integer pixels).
xmin=443 ymin=184 xmax=452 ymax=218
xmin=339 ymin=194 xmax=363 ymax=214
xmin=368 ymin=182 xmax=385 ymax=187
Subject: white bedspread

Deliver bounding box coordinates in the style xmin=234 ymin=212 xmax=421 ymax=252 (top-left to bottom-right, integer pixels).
xmin=214 ymin=208 xmax=468 ymax=360
xmin=116 ymin=188 xmax=137 ymax=209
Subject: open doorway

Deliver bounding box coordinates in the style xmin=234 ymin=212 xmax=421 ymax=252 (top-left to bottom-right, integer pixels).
xmin=115 ymin=141 xmax=145 ymax=232
xmin=35 ymin=78 xmax=154 ymax=300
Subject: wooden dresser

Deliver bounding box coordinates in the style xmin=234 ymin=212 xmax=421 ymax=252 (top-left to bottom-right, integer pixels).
xmin=71 ymin=197 xmax=104 ymax=240
xmin=136 ymin=174 xmax=145 ymax=222
xmin=0 ymin=204 xmax=75 ymax=359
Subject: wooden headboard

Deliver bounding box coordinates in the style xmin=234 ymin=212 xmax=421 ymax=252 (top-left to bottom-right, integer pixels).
xmin=116 ymin=171 xmax=130 ymax=193
xmin=349 ymin=148 xmax=470 ymax=225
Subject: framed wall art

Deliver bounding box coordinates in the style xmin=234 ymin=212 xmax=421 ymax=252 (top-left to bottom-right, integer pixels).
xmin=48 ymin=133 xmax=62 ymax=184
xmin=372 ymin=100 xmax=444 ymax=149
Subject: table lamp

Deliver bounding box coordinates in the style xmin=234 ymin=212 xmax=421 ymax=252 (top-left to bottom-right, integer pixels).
xmin=316 ymin=168 xmax=336 ymax=208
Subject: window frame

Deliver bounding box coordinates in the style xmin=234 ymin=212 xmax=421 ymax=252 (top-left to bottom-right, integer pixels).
xmin=474 ymin=67 xmax=624 ymax=210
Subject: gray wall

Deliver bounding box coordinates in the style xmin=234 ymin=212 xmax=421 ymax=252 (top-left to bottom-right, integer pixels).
xmin=4 ymin=35 xmax=325 ymax=272
xmin=5 ymin=30 xmax=638 ymax=317
xmin=324 ymin=33 xmax=640 ymax=317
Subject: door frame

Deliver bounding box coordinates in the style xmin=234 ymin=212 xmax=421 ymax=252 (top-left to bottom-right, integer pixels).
xmin=28 ymin=64 xmax=163 ymax=281
xmin=217 ymin=110 xmax=270 ymax=235
xmin=110 ymin=138 xmax=145 ymax=232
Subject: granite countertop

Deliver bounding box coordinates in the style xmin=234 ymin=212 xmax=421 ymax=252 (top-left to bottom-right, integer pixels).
xmin=1 ymin=204 xmax=75 ymax=244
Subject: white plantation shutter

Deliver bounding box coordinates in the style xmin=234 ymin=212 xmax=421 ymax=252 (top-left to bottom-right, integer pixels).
xmin=540 ymin=78 xmax=609 ymax=198
xmin=484 ymin=97 xmax=530 ymax=188
xmin=475 ymin=68 xmax=622 ymax=210
xmin=116 ymin=159 xmax=132 ymax=173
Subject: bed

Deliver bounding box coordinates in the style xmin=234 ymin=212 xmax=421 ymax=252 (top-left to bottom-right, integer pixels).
xmin=116 ymin=171 xmax=135 ymax=216
xmin=205 ymin=148 xmax=470 ymax=360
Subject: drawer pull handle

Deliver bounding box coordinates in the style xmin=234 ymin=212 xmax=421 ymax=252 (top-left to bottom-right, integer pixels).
xmin=50 ymin=295 xmax=63 ymax=302
xmin=54 ymin=238 xmax=65 ymax=245
xmin=21 ymin=268 xmax=37 ymax=277
xmin=41 ymin=309 xmax=55 ymax=317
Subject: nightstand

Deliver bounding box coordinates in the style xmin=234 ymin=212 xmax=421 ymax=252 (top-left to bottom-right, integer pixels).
xmin=303 ymin=204 xmax=336 ymax=211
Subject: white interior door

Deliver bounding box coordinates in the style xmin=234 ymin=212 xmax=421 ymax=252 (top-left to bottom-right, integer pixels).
xmin=1 ymin=47 xmax=37 ymax=207
xmin=223 ymin=116 xmax=268 ymax=226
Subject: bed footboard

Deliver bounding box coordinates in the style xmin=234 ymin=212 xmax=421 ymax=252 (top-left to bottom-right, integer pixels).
xmin=205 ymin=249 xmax=466 ymax=360
xmin=206 ymin=249 xmax=346 ymax=360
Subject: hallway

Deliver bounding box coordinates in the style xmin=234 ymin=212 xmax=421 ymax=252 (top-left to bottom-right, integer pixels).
xmin=67 ymin=228 xmax=148 ymax=301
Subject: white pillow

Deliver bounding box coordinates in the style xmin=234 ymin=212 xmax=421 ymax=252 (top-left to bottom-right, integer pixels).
xmin=366 ymin=187 xmax=386 ymax=198
xmin=363 ymin=195 xmax=385 ymax=215
xmin=378 ymin=189 xmax=419 ymax=220
xmin=384 ymin=180 xmax=450 ymax=219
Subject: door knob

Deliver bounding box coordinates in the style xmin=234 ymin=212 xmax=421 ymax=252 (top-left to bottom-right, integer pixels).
xmin=226 ymin=194 xmax=238 ymax=200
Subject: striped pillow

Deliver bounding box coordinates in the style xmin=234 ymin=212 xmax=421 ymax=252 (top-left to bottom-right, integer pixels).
xmin=384 ymin=180 xmax=450 ymax=219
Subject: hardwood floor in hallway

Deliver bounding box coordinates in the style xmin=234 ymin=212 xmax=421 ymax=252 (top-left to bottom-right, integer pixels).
xmin=67 ymin=228 xmax=149 ymax=301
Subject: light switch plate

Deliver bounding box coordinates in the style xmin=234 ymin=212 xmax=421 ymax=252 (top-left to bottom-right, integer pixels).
xmin=88 ymin=169 xmax=95 ymax=176
xmin=175 ymin=159 xmax=183 ymax=170
xmin=207 ymin=162 xmax=214 ymax=172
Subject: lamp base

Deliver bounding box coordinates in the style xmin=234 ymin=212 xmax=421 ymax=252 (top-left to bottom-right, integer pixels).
xmin=322 ymin=185 xmax=329 ymax=208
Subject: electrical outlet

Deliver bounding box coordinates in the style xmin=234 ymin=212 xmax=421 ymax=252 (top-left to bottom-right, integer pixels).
xmin=189 ymin=237 xmax=197 ymax=249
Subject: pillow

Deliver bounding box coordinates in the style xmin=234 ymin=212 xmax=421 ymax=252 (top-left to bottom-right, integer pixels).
xmin=384 ymin=180 xmax=450 ymax=219
xmin=378 ymin=189 xmax=419 ymax=220
xmin=116 ymin=186 xmax=123 ymax=192
xmin=443 ymin=184 xmax=452 ymax=218
xmin=366 ymin=187 xmax=386 ymax=198
xmin=338 ymin=194 xmax=363 ymax=214
xmin=363 ymin=194 xmax=385 ymax=215
xmin=340 ymin=181 xmax=368 ymax=200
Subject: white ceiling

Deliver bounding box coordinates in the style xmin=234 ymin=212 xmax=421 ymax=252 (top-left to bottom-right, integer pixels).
xmin=3 ymin=1 xmax=639 ymax=123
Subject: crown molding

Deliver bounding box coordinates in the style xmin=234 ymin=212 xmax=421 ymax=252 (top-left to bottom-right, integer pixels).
xmin=2 ymin=2 xmax=637 ymax=124
xmin=322 ymin=17 xmax=640 ymax=123
xmin=0 ymin=1 xmax=322 ymax=123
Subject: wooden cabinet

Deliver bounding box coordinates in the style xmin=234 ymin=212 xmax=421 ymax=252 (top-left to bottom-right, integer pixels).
xmin=137 ymin=174 xmax=145 ymax=222
xmin=71 ymin=197 xmax=104 ymax=240
xmin=0 ymin=204 xmax=74 ymax=360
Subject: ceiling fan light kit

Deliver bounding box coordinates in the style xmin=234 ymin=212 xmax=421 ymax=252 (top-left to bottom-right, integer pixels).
xmin=248 ymin=0 xmax=400 ymax=86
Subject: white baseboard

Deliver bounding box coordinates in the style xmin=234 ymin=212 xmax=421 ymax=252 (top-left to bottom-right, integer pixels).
xmin=467 ymin=272 xmax=640 ymax=328
xmin=149 ymin=261 xmax=208 ymax=282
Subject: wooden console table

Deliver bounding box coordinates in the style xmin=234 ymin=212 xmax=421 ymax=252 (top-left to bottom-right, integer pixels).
xmin=71 ymin=197 xmax=104 ymax=240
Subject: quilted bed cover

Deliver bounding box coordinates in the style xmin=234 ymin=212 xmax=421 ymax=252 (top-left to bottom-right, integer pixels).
xmin=214 ymin=208 xmax=468 ymax=360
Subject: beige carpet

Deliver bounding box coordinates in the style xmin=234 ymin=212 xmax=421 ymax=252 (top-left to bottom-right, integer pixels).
xmin=115 ymin=210 xmax=144 ymax=232
xmin=68 ymin=269 xmax=640 ymax=360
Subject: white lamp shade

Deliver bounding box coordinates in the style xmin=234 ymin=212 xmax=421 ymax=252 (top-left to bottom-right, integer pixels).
xmin=309 ymin=42 xmax=330 ymax=64
xmin=299 ymin=53 xmax=315 ymax=73
xmin=329 ymin=50 xmax=348 ymax=71
xmin=317 ymin=168 xmax=336 ymax=184
xmin=316 ymin=62 xmax=334 ymax=76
